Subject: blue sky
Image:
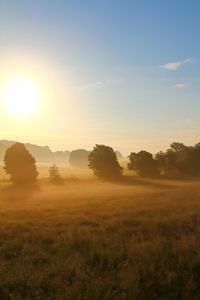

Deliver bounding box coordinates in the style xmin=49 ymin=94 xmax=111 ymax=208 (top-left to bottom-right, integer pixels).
xmin=1 ymin=0 xmax=200 ymax=154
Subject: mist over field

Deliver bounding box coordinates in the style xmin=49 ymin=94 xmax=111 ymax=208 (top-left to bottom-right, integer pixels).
xmin=2 ymin=144 xmax=200 ymax=300
xmin=1 ymin=178 xmax=200 ymax=299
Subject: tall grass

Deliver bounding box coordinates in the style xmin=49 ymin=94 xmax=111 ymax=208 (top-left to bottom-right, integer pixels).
xmin=0 ymin=179 xmax=200 ymax=299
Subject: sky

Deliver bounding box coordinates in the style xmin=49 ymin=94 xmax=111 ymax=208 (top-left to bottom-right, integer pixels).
xmin=0 ymin=0 xmax=200 ymax=155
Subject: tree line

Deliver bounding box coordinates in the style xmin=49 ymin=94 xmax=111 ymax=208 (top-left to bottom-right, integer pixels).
xmin=128 ymin=142 xmax=200 ymax=178
xmin=3 ymin=142 xmax=200 ymax=185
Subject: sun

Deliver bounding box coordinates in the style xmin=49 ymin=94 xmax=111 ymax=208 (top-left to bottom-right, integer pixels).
xmin=4 ymin=78 xmax=39 ymax=117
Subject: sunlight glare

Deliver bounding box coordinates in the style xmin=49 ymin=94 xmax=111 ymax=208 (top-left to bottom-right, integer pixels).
xmin=4 ymin=78 xmax=39 ymax=117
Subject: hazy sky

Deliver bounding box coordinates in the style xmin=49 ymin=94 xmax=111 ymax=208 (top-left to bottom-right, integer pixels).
xmin=0 ymin=0 xmax=200 ymax=154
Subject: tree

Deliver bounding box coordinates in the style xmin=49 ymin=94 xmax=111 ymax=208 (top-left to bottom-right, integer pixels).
xmin=128 ymin=151 xmax=159 ymax=177
xmin=88 ymin=144 xmax=123 ymax=179
xmin=49 ymin=164 xmax=63 ymax=184
xmin=155 ymin=150 xmax=177 ymax=176
xmin=170 ymin=142 xmax=187 ymax=152
xmin=4 ymin=142 xmax=38 ymax=184
xmin=69 ymin=149 xmax=90 ymax=168
xmin=155 ymin=143 xmax=197 ymax=177
xmin=188 ymin=144 xmax=200 ymax=176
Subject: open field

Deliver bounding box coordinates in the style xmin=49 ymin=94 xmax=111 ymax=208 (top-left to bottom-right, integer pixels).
xmin=1 ymin=179 xmax=200 ymax=299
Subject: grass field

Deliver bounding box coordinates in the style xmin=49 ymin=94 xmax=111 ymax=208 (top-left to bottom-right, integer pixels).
xmin=1 ymin=178 xmax=200 ymax=299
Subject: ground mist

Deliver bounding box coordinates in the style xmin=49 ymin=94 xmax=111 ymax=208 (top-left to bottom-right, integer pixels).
xmin=0 ymin=179 xmax=200 ymax=299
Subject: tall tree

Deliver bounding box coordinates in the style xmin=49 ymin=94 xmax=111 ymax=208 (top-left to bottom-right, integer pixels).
xmin=155 ymin=142 xmax=200 ymax=177
xmin=128 ymin=151 xmax=159 ymax=177
xmin=4 ymin=142 xmax=38 ymax=184
xmin=88 ymin=144 xmax=123 ymax=179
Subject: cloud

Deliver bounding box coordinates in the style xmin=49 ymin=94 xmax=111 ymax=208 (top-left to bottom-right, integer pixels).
xmin=161 ymin=58 xmax=192 ymax=71
xmin=83 ymin=81 xmax=103 ymax=89
xmin=175 ymin=82 xmax=191 ymax=89
xmin=78 ymin=81 xmax=104 ymax=90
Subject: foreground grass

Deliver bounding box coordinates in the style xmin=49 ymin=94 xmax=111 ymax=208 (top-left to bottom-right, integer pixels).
xmin=0 ymin=179 xmax=200 ymax=299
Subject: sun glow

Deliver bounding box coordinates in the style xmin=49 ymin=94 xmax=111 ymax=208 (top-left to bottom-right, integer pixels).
xmin=4 ymin=78 xmax=39 ymax=117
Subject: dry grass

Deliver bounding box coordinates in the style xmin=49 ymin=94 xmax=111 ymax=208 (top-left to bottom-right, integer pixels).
xmin=0 ymin=178 xmax=200 ymax=299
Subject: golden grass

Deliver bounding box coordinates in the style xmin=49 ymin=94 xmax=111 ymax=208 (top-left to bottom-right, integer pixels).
xmin=0 ymin=178 xmax=200 ymax=299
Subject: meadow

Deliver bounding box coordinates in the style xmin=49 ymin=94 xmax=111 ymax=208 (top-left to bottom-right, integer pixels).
xmin=1 ymin=174 xmax=200 ymax=300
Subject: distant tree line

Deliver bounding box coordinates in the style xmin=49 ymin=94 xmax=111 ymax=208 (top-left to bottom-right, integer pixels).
xmin=3 ymin=141 xmax=200 ymax=185
xmin=128 ymin=142 xmax=200 ymax=178
xmin=155 ymin=142 xmax=200 ymax=177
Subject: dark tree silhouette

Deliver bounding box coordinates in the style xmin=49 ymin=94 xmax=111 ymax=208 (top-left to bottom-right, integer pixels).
xmin=88 ymin=144 xmax=123 ymax=179
xmin=155 ymin=149 xmax=179 ymax=176
xmin=156 ymin=142 xmax=200 ymax=177
xmin=69 ymin=149 xmax=90 ymax=168
xmin=155 ymin=151 xmax=170 ymax=175
xmin=4 ymin=142 xmax=38 ymax=184
xmin=49 ymin=164 xmax=63 ymax=184
xmin=128 ymin=151 xmax=158 ymax=177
